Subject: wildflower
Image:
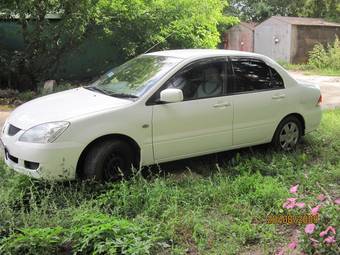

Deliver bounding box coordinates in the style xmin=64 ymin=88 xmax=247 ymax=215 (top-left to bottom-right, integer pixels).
xmin=295 ymin=202 xmax=305 ymax=208
xmin=283 ymin=198 xmax=305 ymax=209
xmin=334 ymin=198 xmax=340 ymax=205
xmin=288 ymin=241 xmax=297 ymax=249
xmin=305 ymin=224 xmax=316 ymax=234
xmin=320 ymin=230 xmax=327 ymax=237
xmin=324 ymin=236 xmax=336 ymax=244
xmin=320 ymin=226 xmax=336 ymax=237
xmin=311 ymin=205 xmax=321 ymax=215
xmin=317 ymin=194 xmax=326 ymax=201
xmin=283 ymin=198 xmax=297 ymax=209
xmin=290 ymin=184 xmax=299 ymax=194
xmin=325 ymin=226 xmax=336 ymax=235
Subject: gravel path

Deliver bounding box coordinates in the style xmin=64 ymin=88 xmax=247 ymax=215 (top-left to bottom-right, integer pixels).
xmin=288 ymin=71 xmax=340 ymax=109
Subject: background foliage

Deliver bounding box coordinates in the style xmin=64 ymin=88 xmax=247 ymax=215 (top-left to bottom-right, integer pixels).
xmin=225 ymin=0 xmax=340 ymax=22
xmin=0 ymin=0 xmax=238 ymax=91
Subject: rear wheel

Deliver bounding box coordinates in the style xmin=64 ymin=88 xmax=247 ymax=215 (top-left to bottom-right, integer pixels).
xmin=82 ymin=140 xmax=134 ymax=182
xmin=272 ymin=116 xmax=302 ymax=151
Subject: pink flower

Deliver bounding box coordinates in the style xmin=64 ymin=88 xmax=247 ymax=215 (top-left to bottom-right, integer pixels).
xmin=324 ymin=236 xmax=336 ymax=244
xmin=290 ymin=184 xmax=299 ymax=194
xmin=305 ymin=224 xmax=316 ymax=234
xmin=325 ymin=226 xmax=336 ymax=235
xmin=311 ymin=205 xmax=321 ymax=215
xmin=288 ymin=241 xmax=297 ymax=250
xmin=320 ymin=226 xmax=336 ymax=238
xmin=320 ymin=230 xmax=327 ymax=237
xmin=317 ymin=194 xmax=326 ymax=201
xmin=283 ymin=198 xmax=297 ymax=209
xmin=295 ymin=202 xmax=305 ymax=208
xmin=334 ymin=198 xmax=340 ymax=205
xmin=282 ymin=198 xmax=305 ymax=209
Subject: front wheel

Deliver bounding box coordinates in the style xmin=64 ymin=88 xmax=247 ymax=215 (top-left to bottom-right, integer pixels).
xmin=272 ymin=116 xmax=302 ymax=151
xmin=82 ymin=140 xmax=134 ymax=182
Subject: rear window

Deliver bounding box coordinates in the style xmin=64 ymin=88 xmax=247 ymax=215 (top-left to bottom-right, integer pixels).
xmin=228 ymin=58 xmax=284 ymax=94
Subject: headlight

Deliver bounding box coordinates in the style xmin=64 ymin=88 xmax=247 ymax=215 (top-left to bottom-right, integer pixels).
xmin=19 ymin=121 xmax=70 ymax=143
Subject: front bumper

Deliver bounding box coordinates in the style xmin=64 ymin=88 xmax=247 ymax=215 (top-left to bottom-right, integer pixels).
xmin=1 ymin=127 xmax=82 ymax=180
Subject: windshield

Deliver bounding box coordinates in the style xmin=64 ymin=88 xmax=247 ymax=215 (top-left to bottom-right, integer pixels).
xmin=88 ymin=55 xmax=182 ymax=98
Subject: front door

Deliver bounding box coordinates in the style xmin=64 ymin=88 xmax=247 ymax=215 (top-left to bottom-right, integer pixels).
xmin=151 ymin=59 xmax=233 ymax=163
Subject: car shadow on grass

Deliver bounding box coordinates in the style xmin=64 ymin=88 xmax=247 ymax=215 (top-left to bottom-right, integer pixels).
xmin=142 ymin=143 xmax=272 ymax=179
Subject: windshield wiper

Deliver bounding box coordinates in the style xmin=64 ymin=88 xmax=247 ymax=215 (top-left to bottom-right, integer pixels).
xmin=109 ymin=93 xmax=139 ymax=98
xmin=85 ymin=86 xmax=111 ymax=95
xmin=85 ymin=86 xmax=138 ymax=99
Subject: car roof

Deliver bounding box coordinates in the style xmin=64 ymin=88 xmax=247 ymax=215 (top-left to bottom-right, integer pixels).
xmin=146 ymin=49 xmax=264 ymax=60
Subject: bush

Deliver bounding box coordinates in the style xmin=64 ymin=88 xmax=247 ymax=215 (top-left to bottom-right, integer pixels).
xmin=308 ymin=36 xmax=340 ymax=70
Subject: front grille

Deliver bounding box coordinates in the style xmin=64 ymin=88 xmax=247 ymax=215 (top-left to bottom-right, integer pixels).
xmin=7 ymin=124 xmax=21 ymax=136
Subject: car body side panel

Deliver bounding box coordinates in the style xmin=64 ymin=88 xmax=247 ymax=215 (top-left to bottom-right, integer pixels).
xmin=152 ymin=97 xmax=233 ymax=162
xmin=61 ymin=103 xmax=154 ymax=166
xmin=230 ymin=89 xmax=291 ymax=145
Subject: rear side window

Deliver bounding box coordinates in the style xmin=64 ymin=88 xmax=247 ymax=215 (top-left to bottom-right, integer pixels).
xmin=228 ymin=58 xmax=284 ymax=94
xmin=270 ymin=66 xmax=284 ymax=89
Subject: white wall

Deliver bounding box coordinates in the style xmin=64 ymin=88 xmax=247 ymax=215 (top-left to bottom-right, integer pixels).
xmin=254 ymin=18 xmax=292 ymax=63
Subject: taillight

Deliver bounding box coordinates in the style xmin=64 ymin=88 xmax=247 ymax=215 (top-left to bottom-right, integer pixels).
xmin=317 ymin=95 xmax=322 ymax=106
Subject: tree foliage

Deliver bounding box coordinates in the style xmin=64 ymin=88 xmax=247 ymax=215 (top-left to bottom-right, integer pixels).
xmin=226 ymin=0 xmax=340 ymax=23
xmin=0 ymin=0 xmax=98 ymax=90
xmin=0 ymin=0 xmax=238 ymax=90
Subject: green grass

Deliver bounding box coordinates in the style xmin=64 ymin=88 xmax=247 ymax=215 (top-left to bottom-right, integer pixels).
xmin=280 ymin=62 xmax=340 ymax=76
xmin=0 ymin=111 xmax=340 ymax=254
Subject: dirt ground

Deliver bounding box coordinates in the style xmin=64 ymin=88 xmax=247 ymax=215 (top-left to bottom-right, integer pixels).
xmin=0 ymin=72 xmax=339 ymax=128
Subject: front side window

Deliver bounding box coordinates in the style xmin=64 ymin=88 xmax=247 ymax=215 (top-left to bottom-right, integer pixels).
xmin=228 ymin=58 xmax=284 ymax=94
xmin=165 ymin=60 xmax=225 ymax=101
xmin=87 ymin=55 xmax=182 ymax=98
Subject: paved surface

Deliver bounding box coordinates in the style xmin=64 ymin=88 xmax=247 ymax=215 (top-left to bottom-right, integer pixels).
xmin=0 ymin=72 xmax=339 ymax=129
xmin=288 ymin=71 xmax=340 ymax=109
xmin=0 ymin=111 xmax=10 ymax=129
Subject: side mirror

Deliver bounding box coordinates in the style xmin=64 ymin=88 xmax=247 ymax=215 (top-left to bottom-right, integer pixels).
xmin=160 ymin=88 xmax=183 ymax=103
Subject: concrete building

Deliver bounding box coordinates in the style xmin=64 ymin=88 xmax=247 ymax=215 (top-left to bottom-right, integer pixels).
xmin=254 ymin=16 xmax=340 ymax=63
xmin=223 ymin=22 xmax=255 ymax=52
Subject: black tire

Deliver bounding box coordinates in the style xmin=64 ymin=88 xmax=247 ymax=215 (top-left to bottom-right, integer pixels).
xmin=272 ymin=116 xmax=303 ymax=151
xmin=82 ymin=140 xmax=134 ymax=182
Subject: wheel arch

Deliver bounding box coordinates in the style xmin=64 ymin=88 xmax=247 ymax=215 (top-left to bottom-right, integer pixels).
xmin=275 ymin=113 xmax=306 ymax=137
xmin=76 ymin=134 xmax=141 ymax=178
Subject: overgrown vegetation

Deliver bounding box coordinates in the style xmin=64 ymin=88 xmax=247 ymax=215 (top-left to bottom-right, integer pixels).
xmin=280 ymin=37 xmax=340 ymax=76
xmin=0 ymin=110 xmax=339 ymax=254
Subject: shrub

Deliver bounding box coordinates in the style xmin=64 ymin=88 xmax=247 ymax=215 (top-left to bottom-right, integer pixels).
xmin=308 ymin=36 xmax=340 ymax=70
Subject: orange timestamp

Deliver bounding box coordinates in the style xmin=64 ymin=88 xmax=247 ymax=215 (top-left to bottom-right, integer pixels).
xmin=266 ymin=214 xmax=319 ymax=225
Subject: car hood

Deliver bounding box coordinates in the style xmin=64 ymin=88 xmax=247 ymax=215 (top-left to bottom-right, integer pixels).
xmin=8 ymin=87 xmax=133 ymax=130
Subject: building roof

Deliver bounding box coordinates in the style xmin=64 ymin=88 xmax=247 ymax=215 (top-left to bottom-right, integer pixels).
xmin=147 ymin=49 xmax=263 ymax=59
xmin=272 ymin=16 xmax=340 ymax=27
xmin=240 ymin=22 xmax=256 ymax=30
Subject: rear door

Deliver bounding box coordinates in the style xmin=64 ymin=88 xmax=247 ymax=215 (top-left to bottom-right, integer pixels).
xmin=227 ymin=57 xmax=287 ymax=146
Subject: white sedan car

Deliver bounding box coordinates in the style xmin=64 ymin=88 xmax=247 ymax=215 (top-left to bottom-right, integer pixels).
xmin=1 ymin=50 xmax=322 ymax=181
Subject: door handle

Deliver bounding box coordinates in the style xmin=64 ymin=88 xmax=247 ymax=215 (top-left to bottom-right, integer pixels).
xmin=213 ymin=102 xmax=231 ymax=108
xmin=272 ymin=94 xmax=286 ymax=100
